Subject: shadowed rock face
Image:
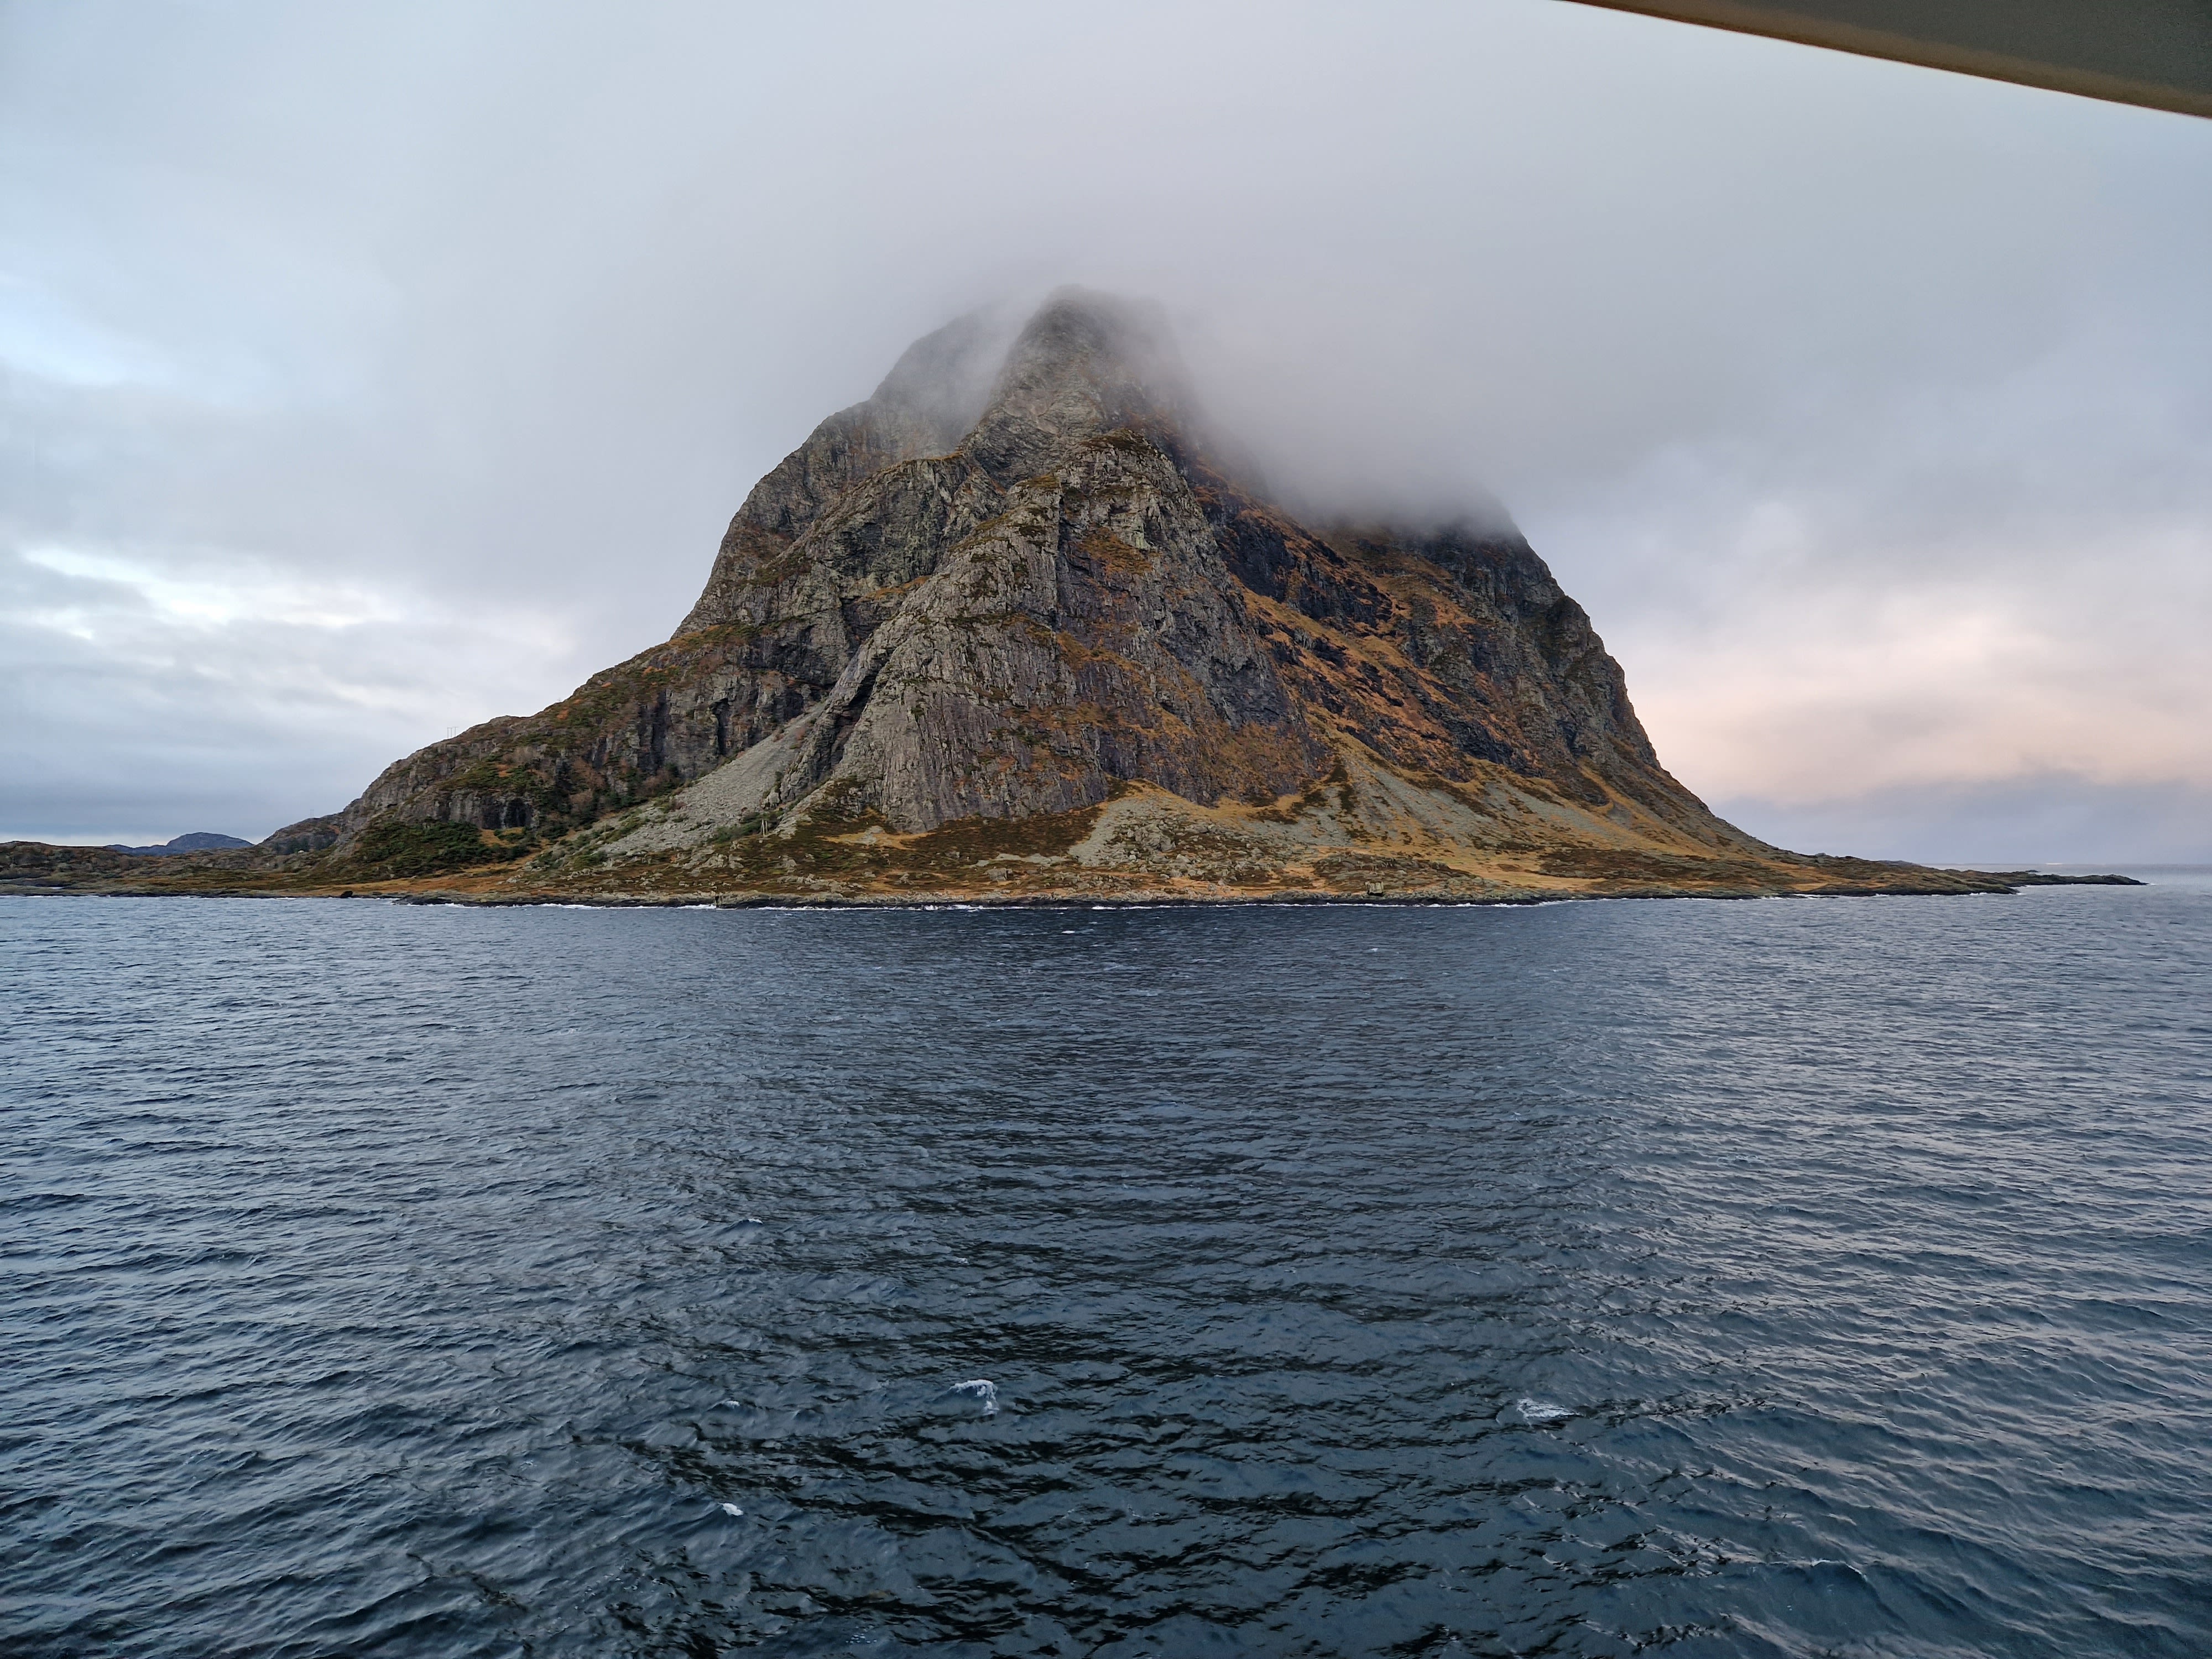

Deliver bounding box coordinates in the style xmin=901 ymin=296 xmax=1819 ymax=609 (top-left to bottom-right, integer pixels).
xmin=333 ymin=289 xmax=1746 ymax=855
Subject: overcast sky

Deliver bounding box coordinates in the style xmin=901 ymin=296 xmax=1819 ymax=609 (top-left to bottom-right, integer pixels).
xmin=3 ymin=0 xmax=2208 ymax=860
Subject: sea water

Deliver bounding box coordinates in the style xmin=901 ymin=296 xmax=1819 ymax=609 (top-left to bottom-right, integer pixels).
xmin=4 ymin=884 xmax=2209 ymax=1657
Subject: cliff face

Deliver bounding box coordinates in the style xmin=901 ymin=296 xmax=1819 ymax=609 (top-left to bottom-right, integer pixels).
xmin=336 ymin=290 xmax=1748 ymax=884
xmin=335 ymin=316 xmax=1006 ymax=844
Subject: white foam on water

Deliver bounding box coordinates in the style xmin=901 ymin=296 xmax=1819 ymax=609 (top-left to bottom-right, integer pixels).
xmin=718 ymin=1501 xmax=743 ymax=1517
xmin=1517 ymin=1397 xmax=1571 ymax=1422
xmin=951 ymin=1379 xmax=999 ymax=1415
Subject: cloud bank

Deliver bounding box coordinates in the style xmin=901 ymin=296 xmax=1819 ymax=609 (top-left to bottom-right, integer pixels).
xmin=2 ymin=0 xmax=2207 ymax=858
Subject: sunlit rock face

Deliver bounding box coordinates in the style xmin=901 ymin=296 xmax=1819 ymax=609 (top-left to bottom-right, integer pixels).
xmin=332 ymin=288 xmax=1767 ymax=885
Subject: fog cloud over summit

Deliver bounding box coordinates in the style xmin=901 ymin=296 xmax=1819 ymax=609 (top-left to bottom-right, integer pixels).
xmin=4 ymin=0 xmax=2208 ymax=859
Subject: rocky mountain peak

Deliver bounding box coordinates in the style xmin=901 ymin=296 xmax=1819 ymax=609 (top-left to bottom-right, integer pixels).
xmin=962 ymin=288 xmax=1193 ymax=482
xmin=863 ymin=308 xmax=1010 ymax=455
xmin=315 ymin=291 xmax=1834 ymax=901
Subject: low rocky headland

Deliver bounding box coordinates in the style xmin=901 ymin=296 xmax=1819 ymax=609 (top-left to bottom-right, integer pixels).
xmin=0 ymin=792 xmax=2141 ymax=908
xmin=4 ymin=291 xmax=2138 ymax=910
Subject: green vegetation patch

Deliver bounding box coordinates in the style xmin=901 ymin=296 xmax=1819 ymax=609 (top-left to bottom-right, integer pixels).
xmin=1536 ymin=848 xmax=1771 ymax=885
xmin=347 ymin=818 xmax=510 ymax=879
xmin=904 ymin=800 xmax=1107 ymax=868
xmin=686 ymin=789 xmax=1114 ymax=890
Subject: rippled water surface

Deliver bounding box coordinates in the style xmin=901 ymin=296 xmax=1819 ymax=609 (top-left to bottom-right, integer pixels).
xmin=6 ymin=886 xmax=2211 ymax=1658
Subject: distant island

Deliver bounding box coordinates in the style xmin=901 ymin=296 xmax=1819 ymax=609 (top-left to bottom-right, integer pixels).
xmin=101 ymin=833 xmax=253 ymax=857
xmin=1 ymin=291 xmax=2141 ymax=906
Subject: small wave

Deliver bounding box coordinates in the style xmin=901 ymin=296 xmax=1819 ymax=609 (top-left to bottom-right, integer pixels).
xmin=1516 ymin=1397 xmax=1571 ymax=1422
xmin=718 ymin=1501 xmax=743 ymax=1517
xmin=3 ymin=1192 xmax=88 ymax=1212
xmin=951 ymin=1379 xmax=999 ymax=1415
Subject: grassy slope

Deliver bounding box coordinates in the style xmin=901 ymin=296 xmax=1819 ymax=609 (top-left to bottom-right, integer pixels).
xmin=2 ymin=781 xmax=2072 ymax=906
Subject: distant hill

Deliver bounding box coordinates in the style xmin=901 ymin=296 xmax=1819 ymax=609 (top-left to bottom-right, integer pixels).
xmin=105 ymin=832 xmax=253 ymax=857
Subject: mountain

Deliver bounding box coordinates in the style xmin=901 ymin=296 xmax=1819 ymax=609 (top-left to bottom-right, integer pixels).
xmin=11 ymin=289 xmax=2091 ymax=904
xmin=103 ymin=832 xmax=253 ymax=856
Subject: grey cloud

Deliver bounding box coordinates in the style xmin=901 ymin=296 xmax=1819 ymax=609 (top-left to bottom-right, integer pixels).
xmin=0 ymin=545 xmax=575 ymax=842
xmin=1714 ymin=777 xmax=2212 ymax=868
